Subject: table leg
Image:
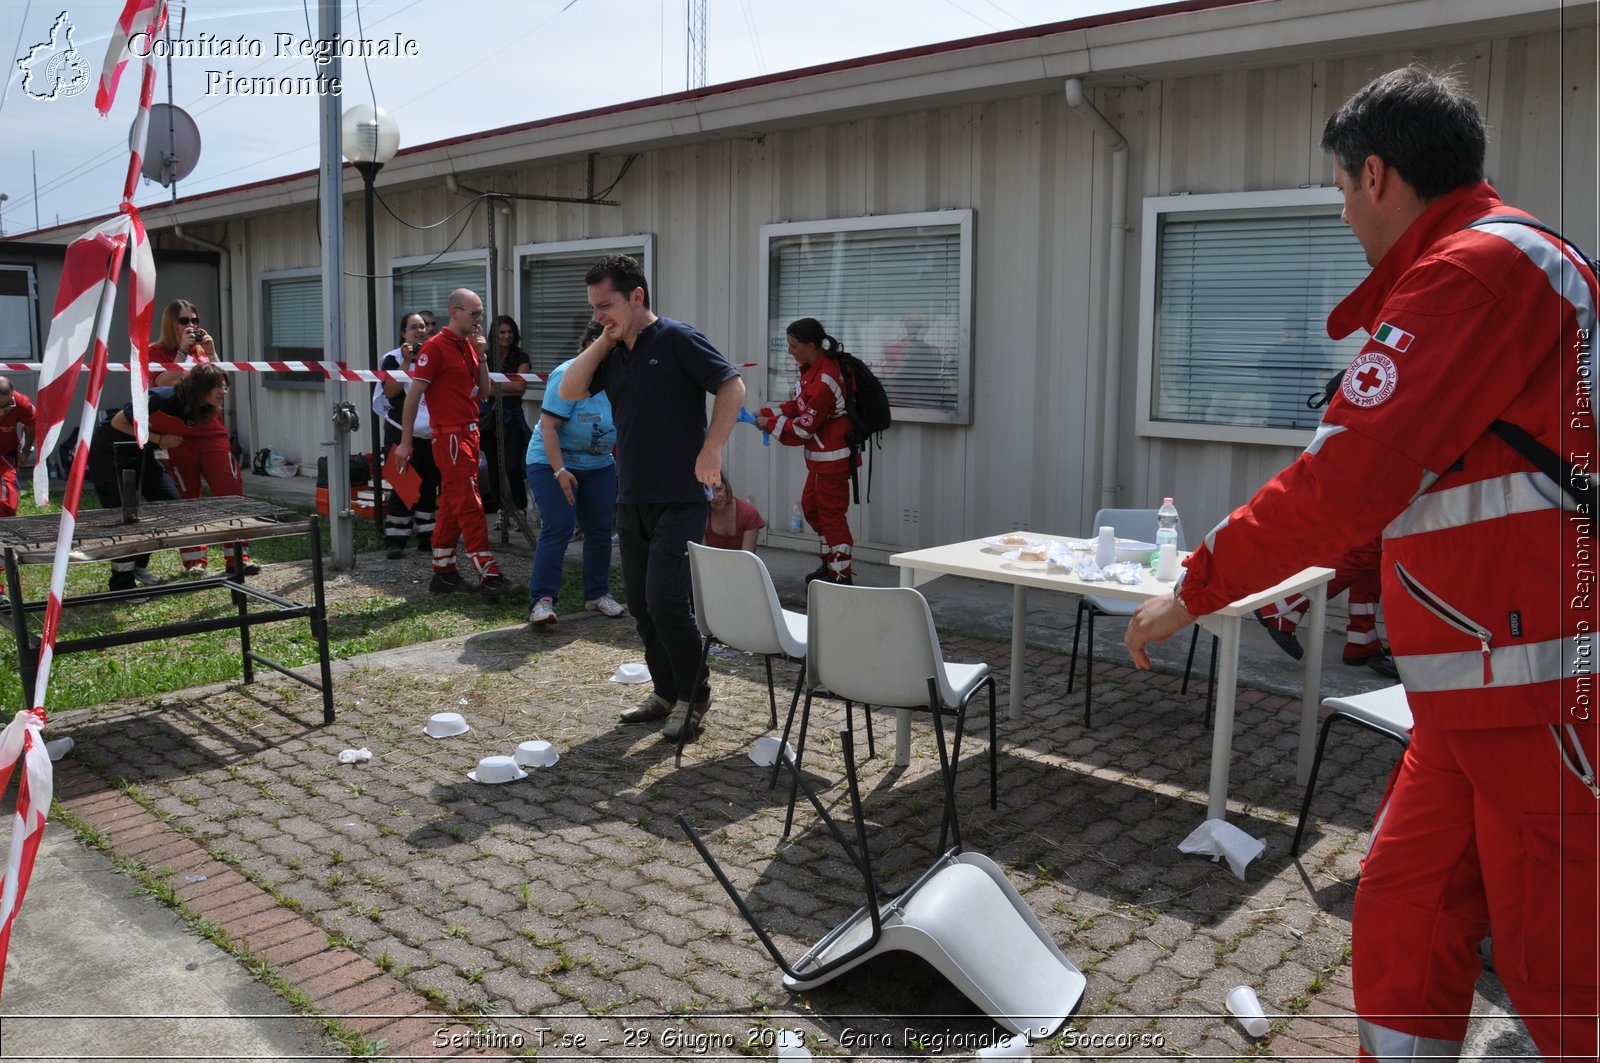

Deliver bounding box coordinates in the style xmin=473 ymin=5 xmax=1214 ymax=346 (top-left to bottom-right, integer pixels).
xmin=1205 ymin=616 xmax=1242 ymax=821
xmin=896 ymin=564 xmax=915 ymax=766
xmin=1296 ymin=581 xmax=1328 ymax=785
xmin=1010 ymin=584 xmax=1027 ymax=722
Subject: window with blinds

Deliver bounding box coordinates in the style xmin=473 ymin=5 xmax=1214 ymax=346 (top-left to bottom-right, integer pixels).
xmin=761 ymin=211 xmax=973 ymax=425
xmin=515 ymin=238 xmax=651 ymax=377
xmin=1145 ymin=198 xmax=1370 ymax=438
xmin=392 ymin=256 xmax=489 ymax=330
xmin=0 ymin=265 xmax=38 ymax=362
xmin=261 ymin=272 xmax=323 ymax=390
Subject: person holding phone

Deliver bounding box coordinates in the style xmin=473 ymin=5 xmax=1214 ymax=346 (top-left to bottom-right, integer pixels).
xmin=148 ymin=299 xmax=254 ymax=576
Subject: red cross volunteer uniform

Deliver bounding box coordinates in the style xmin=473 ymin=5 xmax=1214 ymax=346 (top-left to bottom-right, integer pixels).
xmin=1177 ymin=181 xmax=1599 ymax=1061
xmin=412 ymin=329 xmax=501 ymax=582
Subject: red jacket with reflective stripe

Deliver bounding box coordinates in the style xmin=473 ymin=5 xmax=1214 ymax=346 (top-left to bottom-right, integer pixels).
xmin=761 ymin=354 xmax=857 ymax=474
xmin=1178 ymin=182 xmax=1598 ymax=728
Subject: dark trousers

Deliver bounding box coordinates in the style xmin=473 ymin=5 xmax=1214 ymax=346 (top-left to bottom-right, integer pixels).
xmin=479 ymin=415 xmax=529 ymax=514
xmin=382 ymin=424 xmax=440 ymax=549
xmin=88 ymin=417 xmax=179 ymax=588
xmin=616 ymin=500 xmax=709 ymax=705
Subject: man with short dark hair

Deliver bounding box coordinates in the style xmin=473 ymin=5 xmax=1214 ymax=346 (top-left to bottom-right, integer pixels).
xmin=0 ymin=376 xmax=35 ymax=518
xmin=396 ymin=288 xmax=514 ymax=601
xmin=559 ymin=255 xmax=745 ymax=742
xmin=1127 ymin=66 xmax=1598 ymax=1059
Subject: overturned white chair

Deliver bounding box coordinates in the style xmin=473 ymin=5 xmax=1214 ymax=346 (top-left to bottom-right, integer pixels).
xmin=680 ymin=729 xmax=1085 ymax=1040
xmin=1291 ymin=683 xmax=1412 ymax=856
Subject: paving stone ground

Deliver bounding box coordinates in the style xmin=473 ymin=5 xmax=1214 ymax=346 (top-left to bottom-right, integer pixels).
xmin=34 ymin=600 xmax=1402 ymax=1063
xmin=19 ymin=528 xmax=1539 ymax=1062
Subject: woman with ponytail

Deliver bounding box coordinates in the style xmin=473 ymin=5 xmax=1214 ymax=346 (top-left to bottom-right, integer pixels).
xmin=755 ymin=317 xmax=859 ymax=584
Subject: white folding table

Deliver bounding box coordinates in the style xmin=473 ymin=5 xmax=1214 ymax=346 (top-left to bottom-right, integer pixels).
xmin=889 ymin=537 xmax=1335 ymax=821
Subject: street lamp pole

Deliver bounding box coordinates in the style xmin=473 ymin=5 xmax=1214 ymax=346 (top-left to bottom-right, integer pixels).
xmin=340 ymin=105 xmax=401 ymax=549
xmin=0 ymin=193 xmax=9 ymax=238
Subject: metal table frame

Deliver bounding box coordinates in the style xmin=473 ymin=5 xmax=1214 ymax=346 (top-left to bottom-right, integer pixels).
xmin=1 ymin=505 xmax=335 ymax=724
xmin=890 ymin=536 xmax=1334 ymax=821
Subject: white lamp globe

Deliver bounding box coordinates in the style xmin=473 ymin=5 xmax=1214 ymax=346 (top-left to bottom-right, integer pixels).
xmin=340 ymin=104 xmax=400 ymax=166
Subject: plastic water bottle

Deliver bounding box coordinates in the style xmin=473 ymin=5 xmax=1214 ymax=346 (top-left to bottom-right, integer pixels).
xmin=1156 ymin=497 xmax=1180 ymax=550
xmin=789 ymin=504 xmax=804 ymax=532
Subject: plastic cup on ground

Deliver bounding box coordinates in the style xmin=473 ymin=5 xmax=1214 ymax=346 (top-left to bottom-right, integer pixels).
xmin=1226 ymin=985 xmax=1271 ymax=1038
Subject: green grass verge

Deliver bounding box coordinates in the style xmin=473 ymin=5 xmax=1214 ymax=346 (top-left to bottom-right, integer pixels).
xmin=2 ymin=492 xmax=617 ymax=712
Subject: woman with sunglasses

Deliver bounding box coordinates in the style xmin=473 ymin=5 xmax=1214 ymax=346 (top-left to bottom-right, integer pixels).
xmin=149 ymin=299 xmax=255 ymax=576
xmin=479 ymin=314 xmax=532 ymax=524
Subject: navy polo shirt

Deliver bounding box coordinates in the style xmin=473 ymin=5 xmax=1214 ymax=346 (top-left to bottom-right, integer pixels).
xmin=590 ymin=316 xmax=739 ymax=505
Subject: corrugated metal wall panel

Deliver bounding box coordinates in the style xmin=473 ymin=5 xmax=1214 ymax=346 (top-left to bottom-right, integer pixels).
xmin=222 ymin=22 xmax=1595 ymax=541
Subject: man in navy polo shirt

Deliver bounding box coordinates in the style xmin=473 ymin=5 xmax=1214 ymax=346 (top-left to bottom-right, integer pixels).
xmin=559 ymin=255 xmax=745 ymax=742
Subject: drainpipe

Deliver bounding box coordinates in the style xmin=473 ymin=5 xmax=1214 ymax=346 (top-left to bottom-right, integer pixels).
xmin=1064 ymin=78 xmax=1129 ymax=511
xmin=171 ymin=222 xmax=246 ymax=450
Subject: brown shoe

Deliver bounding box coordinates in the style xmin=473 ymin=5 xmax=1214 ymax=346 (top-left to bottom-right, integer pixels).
xmin=619 ymin=692 xmax=673 ymax=724
xmin=661 ymin=696 xmax=712 ymax=742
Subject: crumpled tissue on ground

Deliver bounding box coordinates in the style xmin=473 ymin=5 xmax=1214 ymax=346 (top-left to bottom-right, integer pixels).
xmin=1178 ymin=817 xmax=1265 ymax=880
xmin=338 ymin=747 xmax=373 ymax=765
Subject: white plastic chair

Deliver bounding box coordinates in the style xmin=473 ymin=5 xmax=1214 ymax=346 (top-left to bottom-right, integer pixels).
xmin=1291 ymin=683 xmax=1412 ymax=855
xmin=777 ymin=581 xmax=997 ymax=841
xmin=687 ymin=542 xmax=805 ymax=735
xmin=1067 ymin=506 xmax=1217 ymax=727
xmin=680 ymin=729 xmax=1085 ymax=1041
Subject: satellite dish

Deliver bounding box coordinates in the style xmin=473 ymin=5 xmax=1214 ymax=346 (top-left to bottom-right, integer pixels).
xmin=134 ymin=103 xmax=201 ymax=187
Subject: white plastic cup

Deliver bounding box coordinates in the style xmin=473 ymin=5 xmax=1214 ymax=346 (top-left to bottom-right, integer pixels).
xmin=776 ymin=1029 xmax=811 ymax=1059
xmin=1096 ymin=525 xmax=1116 ymax=566
xmin=977 ymin=1032 xmax=1032 ymax=1058
xmin=1226 ymin=984 xmax=1271 ymax=1038
xmin=1156 ymin=542 xmax=1179 ymax=581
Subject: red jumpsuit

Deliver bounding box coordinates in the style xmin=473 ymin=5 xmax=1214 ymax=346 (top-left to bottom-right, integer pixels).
xmin=411 ymin=330 xmax=500 ymax=580
xmin=761 ymin=353 xmax=858 ymax=581
xmin=0 ymin=391 xmax=36 ymax=518
xmin=1177 ymin=182 xmax=1599 ymax=1060
xmin=150 ymin=344 xmax=247 ymax=570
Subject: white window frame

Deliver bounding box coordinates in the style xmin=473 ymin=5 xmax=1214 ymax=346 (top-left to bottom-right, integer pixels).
xmin=759 ymin=210 xmax=975 ymax=426
xmin=0 ymin=264 xmax=40 ymax=362
xmin=512 ymin=235 xmax=654 ymax=385
xmin=390 ymin=249 xmax=491 ymax=322
xmin=260 ymin=267 xmax=326 ymax=391
xmin=1135 ymin=187 xmax=1365 ymax=446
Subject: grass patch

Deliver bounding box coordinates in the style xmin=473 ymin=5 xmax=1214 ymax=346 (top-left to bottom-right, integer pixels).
xmin=0 ymin=493 xmax=616 ymax=712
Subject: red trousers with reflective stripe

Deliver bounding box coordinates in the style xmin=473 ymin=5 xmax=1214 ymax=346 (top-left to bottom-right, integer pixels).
xmin=165 ymin=439 xmax=249 ymax=566
xmin=431 ymin=425 xmax=499 ymax=578
xmin=1259 ymin=537 xmax=1382 ymax=658
xmin=0 ymin=459 xmax=18 ymax=517
xmin=801 ymin=467 xmax=852 ymax=578
xmin=1354 ymin=722 xmax=1598 ymax=1060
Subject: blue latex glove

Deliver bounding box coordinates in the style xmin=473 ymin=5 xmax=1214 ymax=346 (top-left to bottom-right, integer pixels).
xmin=738 ymin=407 xmax=770 ymax=445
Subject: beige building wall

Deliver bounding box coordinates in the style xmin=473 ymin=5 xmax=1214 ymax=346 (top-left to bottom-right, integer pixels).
xmin=124 ymin=10 xmax=1599 ymax=559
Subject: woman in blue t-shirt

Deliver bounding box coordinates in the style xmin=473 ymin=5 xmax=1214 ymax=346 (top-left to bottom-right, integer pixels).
xmin=525 ymin=323 xmax=624 ymax=626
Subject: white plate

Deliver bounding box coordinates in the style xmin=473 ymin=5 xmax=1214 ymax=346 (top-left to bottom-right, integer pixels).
xmin=1002 ymin=548 xmax=1054 ymax=570
xmin=983 ymin=533 xmax=1044 ymax=550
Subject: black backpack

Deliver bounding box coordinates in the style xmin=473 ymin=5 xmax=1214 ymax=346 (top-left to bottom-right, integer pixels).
xmin=835 ymin=350 xmax=891 ymax=503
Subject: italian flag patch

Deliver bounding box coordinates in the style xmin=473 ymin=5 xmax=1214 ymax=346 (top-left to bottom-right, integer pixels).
xmin=1373 ymin=322 xmax=1415 ymax=352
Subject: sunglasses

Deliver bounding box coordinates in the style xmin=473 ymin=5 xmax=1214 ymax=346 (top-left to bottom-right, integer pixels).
xmin=177 ymin=316 xmax=201 ymax=325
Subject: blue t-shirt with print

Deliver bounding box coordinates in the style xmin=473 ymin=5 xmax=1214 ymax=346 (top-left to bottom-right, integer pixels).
xmin=526 ymin=360 xmax=616 ymax=471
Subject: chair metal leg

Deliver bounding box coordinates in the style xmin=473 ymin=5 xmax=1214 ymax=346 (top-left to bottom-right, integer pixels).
xmin=986 ymin=679 xmax=998 ymax=811
xmin=1291 ymin=712 xmax=1341 ymax=856
xmin=930 ymin=678 xmax=962 ymax=856
xmin=783 ymin=689 xmax=818 ymax=839
xmin=1204 ymin=634 xmax=1218 ymax=729
xmin=1083 ymin=606 xmax=1096 ymax=728
xmin=770 ymin=664 xmax=807 ymax=791
xmin=763 ymin=655 xmax=779 ymax=729
xmin=1067 ymin=599 xmax=1086 ymax=694
xmin=1181 ymin=626 xmax=1200 ymax=693
xmin=676 ymin=634 xmax=716 ymax=762
xmin=863 ymin=704 xmax=875 ymax=759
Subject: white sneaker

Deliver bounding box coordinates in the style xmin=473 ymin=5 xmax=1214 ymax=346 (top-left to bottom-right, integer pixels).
xmin=529 ymin=597 xmax=557 ymax=625
xmin=585 ymin=594 xmax=626 ymax=618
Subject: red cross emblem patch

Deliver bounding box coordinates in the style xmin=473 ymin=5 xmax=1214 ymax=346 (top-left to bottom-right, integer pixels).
xmin=415 ymin=352 xmax=429 ymax=368
xmin=1341 ymin=351 xmax=1397 ymax=408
